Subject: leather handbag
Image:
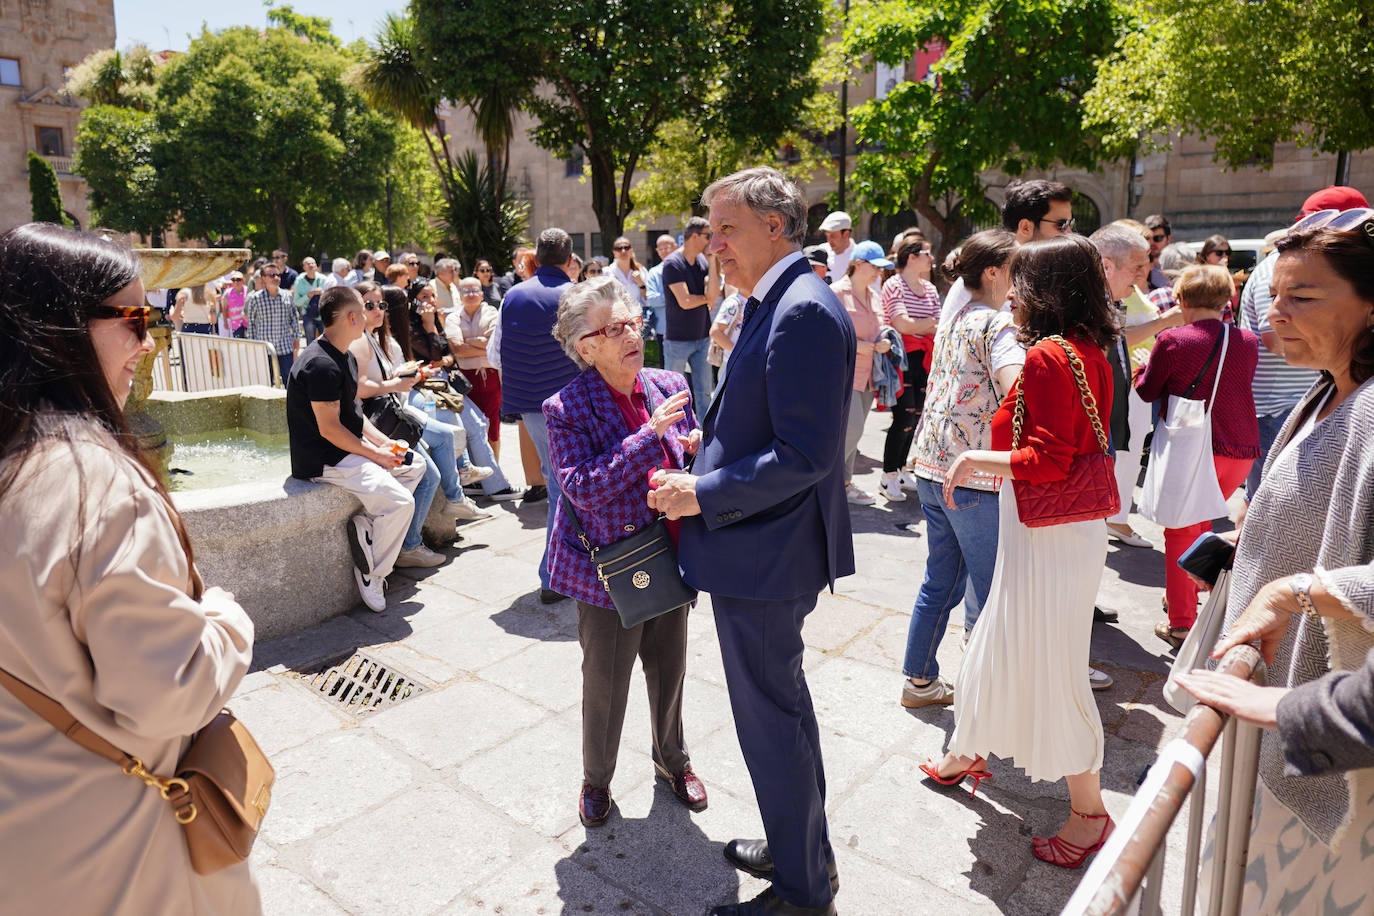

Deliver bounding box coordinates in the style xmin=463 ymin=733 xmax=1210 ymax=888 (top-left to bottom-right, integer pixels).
xmin=560 ymin=495 xmax=697 ymax=628
xmin=1139 ymin=325 xmax=1232 ymax=529
xmin=0 ymin=668 xmax=273 ymax=875
xmin=1010 ymin=336 xmax=1121 ymax=528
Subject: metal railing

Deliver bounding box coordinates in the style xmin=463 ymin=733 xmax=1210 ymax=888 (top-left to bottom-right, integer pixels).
xmin=1062 ymin=644 xmax=1266 ymax=916
xmin=152 ymin=332 xmax=281 ymax=392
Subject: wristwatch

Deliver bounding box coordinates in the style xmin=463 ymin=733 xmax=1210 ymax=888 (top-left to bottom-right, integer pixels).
xmin=1289 ymin=572 xmax=1319 ymax=619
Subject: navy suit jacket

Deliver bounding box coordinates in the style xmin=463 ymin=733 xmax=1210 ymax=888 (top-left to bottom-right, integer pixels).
xmin=678 ymin=254 xmax=857 ymax=601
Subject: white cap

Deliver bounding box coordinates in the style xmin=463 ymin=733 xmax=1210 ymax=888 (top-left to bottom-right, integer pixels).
xmin=819 ymin=211 xmax=852 ymax=232
xmin=373 ymin=250 xmax=391 ymax=261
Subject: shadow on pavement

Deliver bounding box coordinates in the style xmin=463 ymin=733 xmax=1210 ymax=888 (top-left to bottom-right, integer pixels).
xmin=491 ymin=589 xmax=578 ymax=642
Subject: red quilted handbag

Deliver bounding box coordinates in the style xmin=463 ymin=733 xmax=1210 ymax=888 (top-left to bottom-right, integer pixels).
xmin=1010 ymin=336 xmax=1120 ymax=528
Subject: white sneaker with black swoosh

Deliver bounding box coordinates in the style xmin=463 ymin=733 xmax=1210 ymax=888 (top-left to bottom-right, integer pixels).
xmin=347 ymin=514 xmax=375 ymax=574
xmin=354 ymin=567 xmax=387 ymax=613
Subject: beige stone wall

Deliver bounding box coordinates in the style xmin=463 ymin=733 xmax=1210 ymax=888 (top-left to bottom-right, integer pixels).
xmin=0 ymin=0 xmax=116 ymax=234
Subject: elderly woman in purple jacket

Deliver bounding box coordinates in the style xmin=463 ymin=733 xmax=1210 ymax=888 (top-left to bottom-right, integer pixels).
xmin=544 ymin=276 xmax=709 ymax=829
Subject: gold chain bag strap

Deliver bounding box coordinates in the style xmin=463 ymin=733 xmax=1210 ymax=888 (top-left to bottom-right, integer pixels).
xmin=0 ymin=667 xmax=273 ymax=875
xmin=1008 ymin=335 xmax=1120 ymax=528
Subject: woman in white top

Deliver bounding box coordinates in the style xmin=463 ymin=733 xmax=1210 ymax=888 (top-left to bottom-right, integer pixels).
xmin=607 ymin=236 xmax=648 ymax=309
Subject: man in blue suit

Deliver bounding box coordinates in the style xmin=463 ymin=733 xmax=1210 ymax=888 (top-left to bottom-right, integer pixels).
xmin=650 ymin=167 xmax=855 ymax=916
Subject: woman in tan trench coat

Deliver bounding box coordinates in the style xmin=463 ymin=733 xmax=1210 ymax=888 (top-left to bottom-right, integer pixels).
xmin=0 ymin=224 xmax=259 ymax=914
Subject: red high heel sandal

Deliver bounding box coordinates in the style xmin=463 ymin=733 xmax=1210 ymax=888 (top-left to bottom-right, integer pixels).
xmin=918 ymin=755 xmax=992 ymax=797
xmin=1032 ymin=809 xmax=1115 ymax=868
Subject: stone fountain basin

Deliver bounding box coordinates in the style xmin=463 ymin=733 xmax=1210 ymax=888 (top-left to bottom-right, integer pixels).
xmin=145 ymin=386 xmax=459 ymax=639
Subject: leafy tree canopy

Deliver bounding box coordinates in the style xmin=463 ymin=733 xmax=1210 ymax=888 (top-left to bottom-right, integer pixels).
xmin=75 ymin=105 xmax=174 ymax=240
xmin=413 ymin=0 xmax=826 ymax=251
xmin=844 ymin=0 xmax=1139 ymax=248
xmin=265 ymin=1 xmax=341 ymax=47
xmin=28 ymin=152 xmax=72 ymax=226
xmin=1085 ymin=0 xmax=1374 ymax=167
xmin=65 ymin=45 xmax=159 ymax=111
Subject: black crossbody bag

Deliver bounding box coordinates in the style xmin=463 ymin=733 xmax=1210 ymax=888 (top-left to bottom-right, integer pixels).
xmin=560 ymin=495 xmax=697 ymax=628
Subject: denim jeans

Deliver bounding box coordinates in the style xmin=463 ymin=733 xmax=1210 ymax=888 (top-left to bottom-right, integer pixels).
xmin=520 ymin=410 xmax=561 ymax=591
xmin=407 ymin=391 xmax=472 ymax=475
xmin=1245 ymin=411 xmax=1290 ymax=500
xmin=663 ymin=337 xmax=712 ymax=416
xmin=302 ymin=313 xmax=322 ymax=341
xmin=419 ymin=416 xmax=464 ymax=503
xmin=401 ymin=442 xmax=441 ymax=551
xmin=900 ymin=478 xmax=1002 ymax=681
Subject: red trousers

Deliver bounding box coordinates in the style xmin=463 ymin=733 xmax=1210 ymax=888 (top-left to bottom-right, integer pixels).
xmin=460 ymin=367 xmax=502 ymax=443
xmin=1163 ymin=454 xmax=1252 ymax=628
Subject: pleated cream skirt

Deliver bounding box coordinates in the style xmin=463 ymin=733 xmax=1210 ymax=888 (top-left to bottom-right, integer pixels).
xmin=949 ymin=488 xmax=1108 ymax=781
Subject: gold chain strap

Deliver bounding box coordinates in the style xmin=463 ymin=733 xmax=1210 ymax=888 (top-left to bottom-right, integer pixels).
xmin=1011 ymin=336 xmax=1110 ymax=455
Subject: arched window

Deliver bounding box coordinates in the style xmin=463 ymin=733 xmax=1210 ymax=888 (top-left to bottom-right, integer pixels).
xmin=805 ymin=202 xmax=830 ymax=245
xmin=1071 ymin=191 xmax=1102 ymax=236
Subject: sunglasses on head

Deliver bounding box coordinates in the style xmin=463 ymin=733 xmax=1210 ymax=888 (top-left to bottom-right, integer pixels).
xmin=92 ymin=304 xmax=151 ymax=338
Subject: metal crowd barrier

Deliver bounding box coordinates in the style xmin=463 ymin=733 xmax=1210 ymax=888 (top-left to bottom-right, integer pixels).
xmin=1062 ymin=644 xmax=1266 ymax=916
xmin=152 ymin=332 xmax=281 ymax=392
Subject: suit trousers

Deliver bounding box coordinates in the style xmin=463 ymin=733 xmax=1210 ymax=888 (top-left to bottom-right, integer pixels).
xmin=577 ymin=601 xmax=690 ymax=787
xmin=713 ymin=593 xmax=834 ymax=909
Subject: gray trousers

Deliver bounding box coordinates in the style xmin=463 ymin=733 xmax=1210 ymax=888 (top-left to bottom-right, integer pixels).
xmin=577 ymin=600 xmax=691 ymax=787
xmin=843 ymin=388 xmax=875 ymax=479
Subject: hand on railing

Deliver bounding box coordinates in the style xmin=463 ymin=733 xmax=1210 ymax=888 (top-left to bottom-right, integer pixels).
xmin=1173 ymin=669 xmax=1284 ymax=730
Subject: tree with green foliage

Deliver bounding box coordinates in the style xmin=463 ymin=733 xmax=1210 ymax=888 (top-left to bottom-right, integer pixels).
xmin=414 ymin=0 xmax=826 ymax=253
xmin=28 ymin=152 xmax=72 ymax=226
xmin=75 ymin=105 xmax=174 ymax=244
xmin=440 ymin=150 xmax=530 ymax=274
xmin=65 ymin=44 xmax=159 ymax=111
xmin=153 ymin=26 xmax=402 ymax=255
xmin=1084 ymin=0 xmax=1374 ymax=176
xmin=265 ymin=2 xmax=341 ymax=47
xmin=844 ymin=0 xmax=1139 ymax=253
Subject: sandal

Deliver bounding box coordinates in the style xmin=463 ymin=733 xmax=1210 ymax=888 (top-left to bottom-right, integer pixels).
xmin=1033 ymin=809 xmax=1114 ymax=869
xmin=1154 ymin=621 xmax=1189 ymax=650
xmin=919 ymin=755 xmax=992 ymax=798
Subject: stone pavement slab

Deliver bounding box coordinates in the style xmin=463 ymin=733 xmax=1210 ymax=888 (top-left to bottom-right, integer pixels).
xmin=238 ymin=412 xmax=1206 ymax=914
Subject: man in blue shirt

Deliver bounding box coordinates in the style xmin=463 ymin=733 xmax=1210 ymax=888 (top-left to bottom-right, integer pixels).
xmin=498 ymin=228 xmax=580 ymax=602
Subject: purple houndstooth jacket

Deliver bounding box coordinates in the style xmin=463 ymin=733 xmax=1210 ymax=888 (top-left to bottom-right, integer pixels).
xmin=543 ymin=367 xmax=698 ymax=609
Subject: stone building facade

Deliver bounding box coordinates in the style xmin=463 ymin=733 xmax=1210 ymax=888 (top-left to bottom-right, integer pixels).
xmin=0 ymin=0 xmax=115 ymax=234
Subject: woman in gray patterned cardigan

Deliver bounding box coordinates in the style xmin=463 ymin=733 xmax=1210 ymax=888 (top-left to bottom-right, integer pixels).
xmin=1176 ymin=213 xmax=1374 ymax=913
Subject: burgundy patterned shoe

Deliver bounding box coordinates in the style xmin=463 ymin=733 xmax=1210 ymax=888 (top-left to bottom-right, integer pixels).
xmin=579 ymin=784 xmax=612 ymax=827
xmin=659 ymin=764 xmax=708 ymax=811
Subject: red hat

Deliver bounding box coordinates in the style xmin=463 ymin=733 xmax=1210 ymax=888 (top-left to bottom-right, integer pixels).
xmin=1300 ymin=186 xmax=1368 ymax=216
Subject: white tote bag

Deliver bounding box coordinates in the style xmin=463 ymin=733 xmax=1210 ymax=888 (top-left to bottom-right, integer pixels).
xmin=1139 ymin=327 xmax=1231 ymax=529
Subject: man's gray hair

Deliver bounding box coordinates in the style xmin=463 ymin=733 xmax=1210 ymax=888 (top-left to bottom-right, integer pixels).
xmin=701 ymin=167 xmax=808 ymax=246
xmin=331 ymin=257 xmax=351 ymax=274
xmin=1158 ymin=241 xmax=1193 ymax=276
xmin=536 ymin=228 xmax=574 ymax=267
xmin=551 ymin=277 xmax=640 ymax=370
xmin=1089 ymin=224 xmax=1149 ymax=266
xmin=435 ymin=257 xmax=461 ymax=273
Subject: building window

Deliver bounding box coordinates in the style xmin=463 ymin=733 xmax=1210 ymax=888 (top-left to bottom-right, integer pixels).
xmin=590 ymin=233 xmax=602 ymax=258
xmin=570 ymin=233 xmax=586 ymax=259
xmin=36 ymin=126 xmax=64 ymax=157
xmin=0 ymin=58 xmax=20 ymax=87
xmin=564 ymin=144 xmax=584 ymax=178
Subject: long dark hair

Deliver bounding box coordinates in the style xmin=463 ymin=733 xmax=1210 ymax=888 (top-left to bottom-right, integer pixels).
xmin=1010 ymin=235 xmax=1120 ymax=350
xmin=1276 ymin=222 xmax=1374 ymax=385
xmin=0 ymin=222 xmax=202 ymax=597
xmin=382 ymin=285 xmax=413 ymax=361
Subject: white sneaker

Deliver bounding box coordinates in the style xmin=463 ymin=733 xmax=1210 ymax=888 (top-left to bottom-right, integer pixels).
xmin=845 ymin=483 xmax=875 ymax=506
xmin=395 ymin=544 xmax=446 ymax=568
xmin=897 ymin=469 xmax=922 ymax=491
xmin=346 ymin=515 xmax=375 ymax=575
xmin=445 ymin=496 xmax=491 ymax=521
xmin=1089 ymin=667 xmax=1113 ymax=691
xmin=459 ymin=465 xmax=495 ymax=486
xmin=880 ymin=472 xmax=907 ymax=502
xmin=354 ymin=567 xmax=387 ymax=612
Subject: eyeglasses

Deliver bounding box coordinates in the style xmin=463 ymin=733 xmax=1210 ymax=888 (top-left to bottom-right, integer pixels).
xmin=580 ymin=315 xmax=643 ymax=341
xmin=92 ymin=304 xmax=151 ymax=338
xmin=459 ymin=288 xmax=483 ymax=296
xmin=1038 ymin=217 xmax=1076 ymax=232
xmin=1151 ymin=234 xmax=1169 ymax=243
xmin=613 ymin=244 xmax=632 ymax=252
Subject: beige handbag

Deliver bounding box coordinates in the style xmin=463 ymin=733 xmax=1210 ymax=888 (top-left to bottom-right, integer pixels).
xmin=0 ymin=667 xmax=274 ymax=875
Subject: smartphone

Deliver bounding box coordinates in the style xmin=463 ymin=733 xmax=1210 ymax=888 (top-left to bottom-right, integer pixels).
xmin=1177 ymin=532 xmax=1236 ymax=587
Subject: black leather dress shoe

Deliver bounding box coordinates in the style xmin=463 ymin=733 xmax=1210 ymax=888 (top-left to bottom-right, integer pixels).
xmin=723 ymin=839 xmax=838 ymax=894
xmin=540 ymin=588 xmax=567 ymax=605
xmin=705 ymin=886 xmax=836 ymax=916
xmin=579 ymin=784 xmax=611 ymax=827
xmin=1093 ymin=605 xmax=1119 ymax=624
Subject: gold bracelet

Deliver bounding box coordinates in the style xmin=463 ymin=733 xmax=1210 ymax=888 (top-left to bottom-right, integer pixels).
xmin=1289 ymin=572 xmax=1320 ymax=620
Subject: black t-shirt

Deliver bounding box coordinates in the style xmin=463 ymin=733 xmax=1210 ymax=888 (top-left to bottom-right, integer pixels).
xmin=286 ymin=337 xmax=366 ymax=479
xmin=660 ymin=250 xmax=710 ymax=341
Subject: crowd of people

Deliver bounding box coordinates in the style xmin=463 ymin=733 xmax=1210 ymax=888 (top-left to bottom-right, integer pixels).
xmin=1 ymin=165 xmax=1371 ymax=914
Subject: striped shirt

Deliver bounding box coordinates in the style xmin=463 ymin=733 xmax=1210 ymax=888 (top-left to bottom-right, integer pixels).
xmin=881 ymin=274 xmax=940 ymax=353
xmin=245 ymin=289 xmax=302 ymax=356
xmin=1238 ymin=251 xmax=1320 ymax=416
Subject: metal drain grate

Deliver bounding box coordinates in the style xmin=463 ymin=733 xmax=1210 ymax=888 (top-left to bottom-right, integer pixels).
xmin=298 ymin=651 xmax=425 ymax=716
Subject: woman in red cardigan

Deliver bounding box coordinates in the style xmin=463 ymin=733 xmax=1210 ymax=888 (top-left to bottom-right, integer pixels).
xmin=921 ymin=235 xmax=1121 ymax=869
xmin=1134 ymin=264 xmax=1259 ymax=648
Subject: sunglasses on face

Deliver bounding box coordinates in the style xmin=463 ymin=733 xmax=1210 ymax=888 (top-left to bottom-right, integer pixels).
xmin=613 ymin=245 xmax=632 ymax=252
xmin=264 ymin=272 xmax=280 ymax=279
xmin=405 ymin=260 xmax=419 ymax=266
xmin=363 ymin=302 xmax=380 ymax=311
xmin=585 ymin=268 xmax=602 ymax=276
xmin=476 ymin=267 xmax=493 ymax=273
xmin=1151 ymin=234 xmax=1168 ymax=243
xmin=1211 ymin=250 xmax=1231 ymax=258
xmin=92 ymin=304 xmax=151 ymax=338
xmin=580 ymin=315 xmax=643 ymax=341
xmin=1038 ymin=217 xmax=1075 ymax=232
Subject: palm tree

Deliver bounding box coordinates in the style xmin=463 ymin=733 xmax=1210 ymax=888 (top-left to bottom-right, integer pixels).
xmin=468 ymin=80 xmax=520 ymax=194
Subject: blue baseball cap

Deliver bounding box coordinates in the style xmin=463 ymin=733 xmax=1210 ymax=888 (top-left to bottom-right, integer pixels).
xmin=851 ymin=240 xmax=894 ymax=269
